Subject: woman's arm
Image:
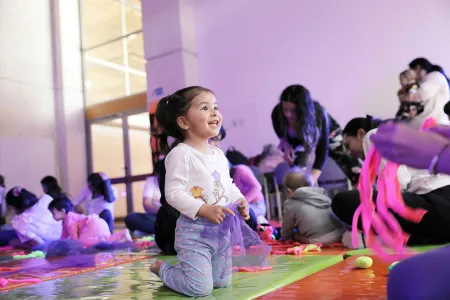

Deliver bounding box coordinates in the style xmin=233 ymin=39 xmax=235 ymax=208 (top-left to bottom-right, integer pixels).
xmin=312 ymin=108 xmax=330 ymax=181
xmin=142 ymin=177 xmax=161 ymax=214
xmin=237 ymin=166 xmax=263 ymax=203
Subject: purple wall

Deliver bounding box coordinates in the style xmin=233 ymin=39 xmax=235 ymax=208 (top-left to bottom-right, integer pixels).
xmin=194 ymin=0 xmax=450 ymax=155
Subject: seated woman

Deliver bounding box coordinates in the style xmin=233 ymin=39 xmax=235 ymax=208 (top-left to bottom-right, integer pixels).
xmin=125 ymin=160 xmax=163 ymax=235
xmin=367 ymin=121 xmax=450 ymax=299
xmin=333 ymin=117 xmax=450 ymax=245
xmin=230 ymin=165 xmax=267 ymax=224
xmin=0 ymin=187 xmax=62 ymax=248
xmin=49 ymin=195 xmax=131 ymax=246
xmin=74 ymin=173 xmax=117 ymax=233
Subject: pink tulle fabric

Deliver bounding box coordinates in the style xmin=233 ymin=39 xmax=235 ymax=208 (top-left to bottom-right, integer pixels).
xmin=200 ymin=202 xmax=272 ymax=278
xmin=352 ymin=118 xmax=436 ymax=262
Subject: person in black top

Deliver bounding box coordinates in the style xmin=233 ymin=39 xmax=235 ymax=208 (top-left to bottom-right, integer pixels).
xmin=271 ymin=85 xmax=329 ymax=183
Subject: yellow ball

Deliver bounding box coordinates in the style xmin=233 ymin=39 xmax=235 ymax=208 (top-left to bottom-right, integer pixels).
xmin=355 ymin=256 xmax=373 ymax=269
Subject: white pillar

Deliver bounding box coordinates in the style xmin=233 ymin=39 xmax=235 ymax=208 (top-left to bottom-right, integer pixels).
xmin=142 ymin=0 xmax=199 ymax=99
xmin=0 ymin=0 xmax=86 ymax=195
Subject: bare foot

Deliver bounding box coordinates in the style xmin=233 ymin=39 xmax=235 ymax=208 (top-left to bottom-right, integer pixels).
xmin=150 ymin=260 xmax=163 ymax=276
xmin=123 ymin=229 xmax=132 ymax=242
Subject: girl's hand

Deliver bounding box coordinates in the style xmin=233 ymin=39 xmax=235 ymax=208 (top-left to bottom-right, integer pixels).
xmin=197 ymin=204 xmax=235 ymax=224
xmin=237 ymin=198 xmax=250 ymax=220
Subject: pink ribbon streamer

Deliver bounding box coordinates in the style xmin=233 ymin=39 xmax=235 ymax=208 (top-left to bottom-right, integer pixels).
xmin=352 ymin=118 xmax=435 ymax=262
xmin=0 ymin=278 xmax=42 ymax=287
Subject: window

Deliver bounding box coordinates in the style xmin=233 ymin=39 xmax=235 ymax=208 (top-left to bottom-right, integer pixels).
xmin=79 ymin=0 xmax=146 ymax=106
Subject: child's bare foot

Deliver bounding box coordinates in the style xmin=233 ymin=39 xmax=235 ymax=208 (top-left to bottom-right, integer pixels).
xmin=150 ymin=260 xmax=163 ymax=276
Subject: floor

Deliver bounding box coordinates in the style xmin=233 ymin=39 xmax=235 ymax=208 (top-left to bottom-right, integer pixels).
xmin=0 ymin=246 xmax=397 ymax=299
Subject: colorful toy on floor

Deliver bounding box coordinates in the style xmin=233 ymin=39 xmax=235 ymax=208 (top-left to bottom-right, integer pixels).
xmin=286 ymin=244 xmax=322 ymax=255
xmin=13 ymin=251 xmax=45 ymax=260
xmin=257 ymin=225 xmax=276 ymax=240
xmin=231 ymin=266 xmax=273 ymax=272
xmin=136 ymin=236 xmax=154 ymax=242
xmin=355 ymin=256 xmax=373 ymax=269
xmin=353 ymin=117 xmax=436 ymax=262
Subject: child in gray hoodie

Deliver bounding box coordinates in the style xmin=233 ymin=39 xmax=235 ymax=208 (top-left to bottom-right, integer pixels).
xmin=281 ymin=171 xmax=346 ymax=245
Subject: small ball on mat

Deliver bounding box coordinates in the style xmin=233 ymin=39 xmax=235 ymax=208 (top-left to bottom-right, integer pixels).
xmin=355 ymin=256 xmax=373 ymax=269
xmin=388 ymin=261 xmax=399 ymax=272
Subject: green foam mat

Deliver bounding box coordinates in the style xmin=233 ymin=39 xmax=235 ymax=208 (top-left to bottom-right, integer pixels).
xmin=4 ymin=255 xmax=343 ymax=299
xmin=344 ymin=244 xmax=448 ymax=258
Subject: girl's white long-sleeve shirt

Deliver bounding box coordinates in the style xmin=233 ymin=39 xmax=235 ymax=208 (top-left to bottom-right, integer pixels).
xmin=165 ymin=143 xmax=244 ymax=220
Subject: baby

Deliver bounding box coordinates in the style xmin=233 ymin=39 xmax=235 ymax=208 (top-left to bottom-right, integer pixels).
xmin=281 ymin=171 xmax=345 ymax=245
xmin=48 ymin=195 xmax=131 ymax=247
xmin=396 ymin=69 xmax=424 ymax=121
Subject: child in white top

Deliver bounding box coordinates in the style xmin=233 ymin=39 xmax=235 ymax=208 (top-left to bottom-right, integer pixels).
xmin=149 ymin=86 xmax=250 ymax=297
xmin=2 ymin=187 xmax=62 ymax=248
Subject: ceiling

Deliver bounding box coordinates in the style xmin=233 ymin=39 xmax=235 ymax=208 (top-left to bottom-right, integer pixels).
xmin=80 ymin=0 xmax=146 ymax=106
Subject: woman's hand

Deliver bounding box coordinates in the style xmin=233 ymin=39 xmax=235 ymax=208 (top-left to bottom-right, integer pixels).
xmin=370 ymin=123 xmax=450 ymax=170
xmin=237 ymin=198 xmax=250 ymax=220
xmin=197 ymin=204 xmax=235 ymax=224
xmin=283 ymin=143 xmax=295 ymax=164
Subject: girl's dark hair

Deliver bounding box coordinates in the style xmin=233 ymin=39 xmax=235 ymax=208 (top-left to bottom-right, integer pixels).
xmin=155 ymin=86 xmax=214 ymax=152
xmin=6 ymin=187 xmax=38 ymax=214
xmin=87 ymin=173 xmax=113 ymax=202
xmin=410 ymin=58 xmax=450 ymax=88
xmin=41 ymin=176 xmax=63 ymax=199
xmin=343 ymin=115 xmax=382 ymax=137
xmin=0 ymin=175 xmax=4 ymax=188
xmin=278 ymin=85 xmax=318 ymax=153
xmin=48 ymin=195 xmax=74 ymax=213
xmin=219 ymin=127 xmax=226 ymax=140
xmin=444 ymin=101 xmax=450 ymax=115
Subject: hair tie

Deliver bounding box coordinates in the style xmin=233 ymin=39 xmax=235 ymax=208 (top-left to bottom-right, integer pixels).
xmin=12 ymin=187 xmax=22 ymax=197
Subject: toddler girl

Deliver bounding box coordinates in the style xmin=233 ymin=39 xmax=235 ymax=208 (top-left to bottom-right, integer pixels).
xmin=74 ymin=172 xmax=116 ymax=233
xmin=0 ymin=187 xmax=61 ymax=247
xmin=149 ymin=86 xmax=250 ymax=297
xmin=49 ymin=195 xmax=131 ymax=246
xmin=396 ymin=69 xmax=424 ymax=121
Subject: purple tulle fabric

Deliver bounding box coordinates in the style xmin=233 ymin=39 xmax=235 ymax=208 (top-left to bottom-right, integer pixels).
xmin=0 ymin=255 xmax=96 ymax=277
xmin=44 ymin=239 xmax=134 ymax=258
xmin=200 ymin=202 xmax=271 ymax=278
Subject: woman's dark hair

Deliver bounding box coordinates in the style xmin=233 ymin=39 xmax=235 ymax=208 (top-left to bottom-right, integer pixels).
xmin=278 ymin=85 xmax=318 ymax=153
xmin=154 ymin=154 xmax=180 ymax=254
xmin=229 ymin=166 xmax=237 ymax=179
xmin=343 ymin=115 xmax=382 ymax=137
xmin=157 ymin=158 xmax=167 ymax=205
xmin=6 ymin=187 xmax=38 ymax=214
xmin=409 ymin=58 xmax=450 ymax=88
xmin=155 ymin=86 xmax=214 ymax=152
xmin=87 ymin=173 xmax=113 ymax=202
xmin=41 ymin=176 xmax=63 ymax=199
xmin=48 ymin=195 xmax=74 ymax=213
xmin=0 ymin=175 xmax=4 ymax=188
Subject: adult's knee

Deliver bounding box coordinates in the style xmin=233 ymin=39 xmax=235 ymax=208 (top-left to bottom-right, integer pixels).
xmin=331 ymin=192 xmax=347 ymax=218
